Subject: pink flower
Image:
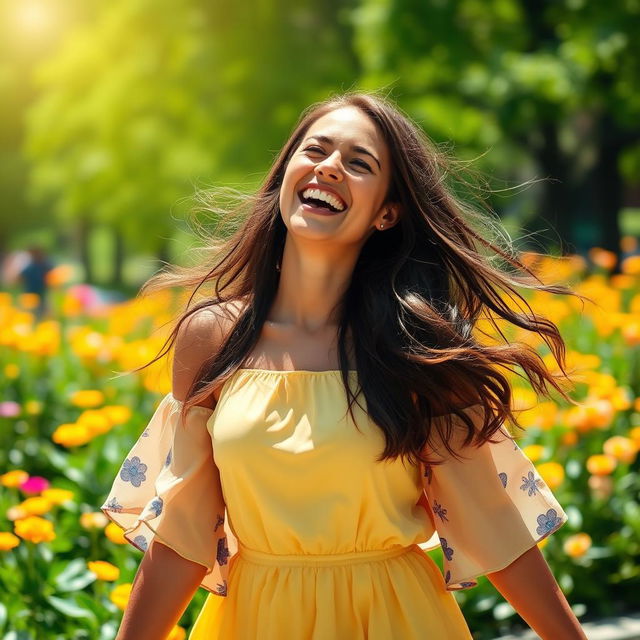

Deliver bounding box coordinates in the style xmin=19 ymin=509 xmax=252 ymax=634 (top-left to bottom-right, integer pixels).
xmin=20 ymin=476 xmax=50 ymax=495
xmin=0 ymin=402 xmax=20 ymax=418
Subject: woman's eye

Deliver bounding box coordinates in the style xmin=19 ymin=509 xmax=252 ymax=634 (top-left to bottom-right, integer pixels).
xmin=352 ymin=159 xmax=372 ymax=171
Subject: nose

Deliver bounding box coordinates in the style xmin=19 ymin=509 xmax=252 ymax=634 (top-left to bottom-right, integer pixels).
xmin=314 ymin=151 xmax=343 ymax=182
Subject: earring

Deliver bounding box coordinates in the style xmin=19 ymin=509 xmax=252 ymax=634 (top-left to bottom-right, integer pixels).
xmin=379 ymin=224 xmax=384 ymax=230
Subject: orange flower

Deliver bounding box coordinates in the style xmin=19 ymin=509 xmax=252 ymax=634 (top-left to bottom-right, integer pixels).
xmin=0 ymin=470 xmax=29 ymax=488
xmin=563 ymin=533 xmax=592 ymax=558
xmin=14 ymin=516 xmax=56 ymax=543
xmin=536 ymin=462 xmax=565 ymax=489
xmin=629 ymin=426 xmax=640 ymax=449
xmin=586 ymin=454 xmax=617 ymax=476
xmin=603 ymin=436 xmax=637 ymax=464
xmin=41 ymin=488 xmax=74 ymax=505
xmin=0 ymin=532 xmax=20 ymax=551
xmin=80 ymin=512 xmax=109 ymax=529
xmin=561 ymin=430 xmax=578 ymax=446
xmin=522 ymin=444 xmax=545 ymax=463
xmin=102 ymin=405 xmax=133 ymax=425
xmin=621 ymin=255 xmax=640 ymax=275
xmin=588 ymin=247 xmax=617 ymax=270
xmin=87 ymin=560 xmax=120 ymax=581
xmin=52 ymin=423 xmax=93 ymax=447
xmin=77 ymin=410 xmax=112 ymax=436
xmin=105 ymin=522 xmax=127 ymax=544
xmin=109 ymin=583 xmax=132 ymax=611
xmin=69 ymin=390 xmax=105 ymax=408
xmin=19 ymin=497 xmax=52 ymax=516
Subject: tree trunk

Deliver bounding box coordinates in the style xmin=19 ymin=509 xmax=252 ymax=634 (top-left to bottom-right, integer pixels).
xmin=112 ymin=228 xmax=124 ymax=287
xmin=77 ymin=217 xmax=93 ymax=284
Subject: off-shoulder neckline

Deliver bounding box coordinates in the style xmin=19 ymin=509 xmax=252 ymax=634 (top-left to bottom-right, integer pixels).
xmin=166 ymin=368 xmax=358 ymax=412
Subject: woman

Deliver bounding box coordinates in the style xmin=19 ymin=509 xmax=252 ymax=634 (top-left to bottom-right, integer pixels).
xmin=102 ymin=92 xmax=588 ymax=639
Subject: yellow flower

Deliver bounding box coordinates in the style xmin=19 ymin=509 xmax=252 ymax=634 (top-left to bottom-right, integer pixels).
xmin=536 ymin=462 xmax=565 ymax=489
xmin=46 ymin=264 xmax=74 ymax=287
xmin=18 ymin=293 xmax=40 ymax=310
xmin=14 ymin=516 xmax=56 ymax=543
xmin=522 ymin=444 xmax=545 ymax=463
xmin=537 ymin=537 xmax=549 ymax=550
xmin=69 ymin=390 xmax=105 ymax=408
xmin=102 ymin=405 xmax=133 ymax=425
xmin=24 ymin=400 xmax=43 ymax=416
xmin=4 ymin=363 xmax=20 ymax=379
xmin=52 ymin=423 xmax=93 ymax=447
xmin=586 ymin=454 xmax=617 ymax=476
xmin=109 ymin=583 xmax=132 ymax=611
xmin=167 ymin=626 xmax=186 ymax=640
xmin=19 ymin=497 xmax=52 ymax=516
xmin=0 ymin=532 xmax=20 ymax=551
xmin=105 ymin=522 xmax=127 ymax=544
xmin=41 ymin=488 xmax=74 ymax=505
xmin=629 ymin=427 xmax=640 ymax=449
xmin=621 ymin=255 xmax=640 ymax=275
xmin=603 ymin=436 xmax=638 ymax=464
xmin=0 ymin=469 xmax=29 ymax=488
xmin=77 ymin=410 xmax=112 ymax=436
xmin=563 ymin=533 xmax=592 ymax=558
xmin=80 ymin=512 xmax=109 ymax=529
xmin=87 ymin=560 xmax=120 ymax=581
xmin=621 ymin=320 xmax=640 ymax=346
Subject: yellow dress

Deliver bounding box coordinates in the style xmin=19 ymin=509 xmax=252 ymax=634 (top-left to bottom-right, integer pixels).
xmin=102 ymin=368 xmax=568 ymax=639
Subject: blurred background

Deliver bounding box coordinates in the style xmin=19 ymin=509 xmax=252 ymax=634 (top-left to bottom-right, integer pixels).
xmin=1 ymin=1 xmax=640 ymax=639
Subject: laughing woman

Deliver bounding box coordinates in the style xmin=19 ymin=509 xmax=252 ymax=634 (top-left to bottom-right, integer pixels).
xmin=102 ymin=91 xmax=588 ymax=639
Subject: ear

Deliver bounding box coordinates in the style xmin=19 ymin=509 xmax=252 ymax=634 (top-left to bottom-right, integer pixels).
xmin=377 ymin=203 xmax=402 ymax=230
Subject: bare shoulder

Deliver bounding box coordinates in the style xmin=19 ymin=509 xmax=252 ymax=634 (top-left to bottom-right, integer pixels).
xmin=172 ymin=298 xmax=249 ymax=404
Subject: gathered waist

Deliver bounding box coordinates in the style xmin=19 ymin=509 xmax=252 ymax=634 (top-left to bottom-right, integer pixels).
xmin=236 ymin=543 xmax=420 ymax=567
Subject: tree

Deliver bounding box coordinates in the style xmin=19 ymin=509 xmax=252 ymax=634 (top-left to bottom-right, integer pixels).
xmin=349 ymin=0 xmax=640 ymax=256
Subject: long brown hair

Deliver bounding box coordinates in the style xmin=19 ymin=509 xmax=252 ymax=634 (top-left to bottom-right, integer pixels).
xmin=133 ymin=90 xmax=591 ymax=466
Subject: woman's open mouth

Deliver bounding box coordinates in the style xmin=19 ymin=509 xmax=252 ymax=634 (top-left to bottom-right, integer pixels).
xmin=297 ymin=188 xmax=348 ymax=215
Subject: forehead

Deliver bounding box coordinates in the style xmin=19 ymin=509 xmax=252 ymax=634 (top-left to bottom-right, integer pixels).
xmin=305 ymin=106 xmax=385 ymax=151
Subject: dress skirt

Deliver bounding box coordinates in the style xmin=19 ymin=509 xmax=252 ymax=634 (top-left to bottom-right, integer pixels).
xmin=189 ymin=544 xmax=473 ymax=639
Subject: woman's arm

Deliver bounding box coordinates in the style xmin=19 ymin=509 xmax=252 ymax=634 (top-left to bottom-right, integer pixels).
xmin=115 ymin=540 xmax=207 ymax=640
xmin=487 ymin=545 xmax=587 ymax=640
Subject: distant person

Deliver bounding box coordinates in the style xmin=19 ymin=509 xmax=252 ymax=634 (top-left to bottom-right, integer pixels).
xmin=18 ymin=246 xmax=54 ymax=320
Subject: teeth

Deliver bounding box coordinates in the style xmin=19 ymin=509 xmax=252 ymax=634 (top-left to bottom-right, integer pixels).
xmin=301 ymin=188 xmax=345 ymax=212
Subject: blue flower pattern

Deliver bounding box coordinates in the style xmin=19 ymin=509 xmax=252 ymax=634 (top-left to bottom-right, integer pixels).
xmin=216 ymin=580 xmax=228 ymax=596
xmin=498 ymin=472 xmax=507 ymax=488
xmin=432 ymin=500 xmax=449 ymax=522
xmin=217 ymin=537 xmax=230 ymax=566
xmin=536 ymin=508 xmax=563 ymax=536
xmin=520 ymin=471 xmax=544 ymax=497
xmin=104 ymin=496 xmax=123 ymax=512
xmin=133 ymin=535 xmax=148 ymax=551
xmin=440 ymin=537 xmax=454 ymax=562
xmin=120 ymin=456 xmax=147 ymax=488
xmin=150 ymin=497 xmax=163 ymax=517
xmin=164 ymin=448 xmax=172 ymax=467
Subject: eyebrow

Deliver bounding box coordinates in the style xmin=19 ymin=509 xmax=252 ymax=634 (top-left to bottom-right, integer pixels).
xmin=305 ymin=135 xmax=381 ymax=170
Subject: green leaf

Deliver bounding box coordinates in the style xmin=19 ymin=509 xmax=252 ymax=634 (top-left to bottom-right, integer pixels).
xmin=46 ymin=595 xmax=97 ymax=621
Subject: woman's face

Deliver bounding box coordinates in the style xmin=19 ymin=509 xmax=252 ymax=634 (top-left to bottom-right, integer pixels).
xmin=279 ymin=106 xmax=397 ymax=244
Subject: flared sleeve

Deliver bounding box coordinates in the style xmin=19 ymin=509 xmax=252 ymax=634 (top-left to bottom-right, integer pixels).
xmin=420 ymin=403 xmax=568 ymax=591
xmin=101 ymin=393 xmax=233 ymax=597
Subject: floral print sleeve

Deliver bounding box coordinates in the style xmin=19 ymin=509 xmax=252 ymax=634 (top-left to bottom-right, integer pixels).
xmin=420 ymin=404 xmax=568 ymax=591
xmin=101 ymin=393 xmax=233 ymax=597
